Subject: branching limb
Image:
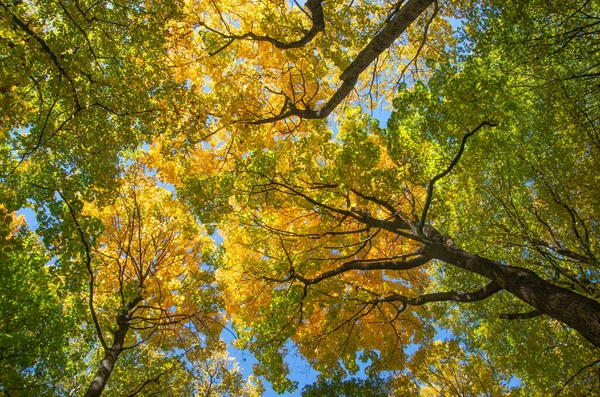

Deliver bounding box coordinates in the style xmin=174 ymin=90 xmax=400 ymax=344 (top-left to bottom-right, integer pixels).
xmin=398 ymin=0 xmax=439 ymax=82
xmin=530 ymin=238 xmax=596 ymax=264
xmin=554 ymin=359 xmax=600 ymax=396
xmin=349 ymin=188 xmax=399 ymax=217
xmin=127 ymin=364 xmax=175 ymax=397
xmin=292 ymin=253 xmax=431 ymax=286
xmin=339 ymin=0 xmax=435 ymax=82
xmin=0 ymin=1 xmax=81 ymax=108
xmin=420 ymin=120 xmax=498 ymax=226
xmin=206 ymin=0 xmax=324 ymax=55
xmin=248 ymin=0 xmax=436 ymax=124
xmin=249 ymin=175 xmax=420 ymax=241
xmin=57 ymin=190 xmax=108 ymax=351
xmin=499 ymin=309 xmax=543 ymax=320
xmin=379 ymin=281 xmax=502 ymax=306
xmin=255 ymin=214 xmax=371 ymax=239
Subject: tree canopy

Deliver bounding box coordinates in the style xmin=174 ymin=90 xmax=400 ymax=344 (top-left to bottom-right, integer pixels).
xmin=1 ymin=0 xmax=599 ymax=395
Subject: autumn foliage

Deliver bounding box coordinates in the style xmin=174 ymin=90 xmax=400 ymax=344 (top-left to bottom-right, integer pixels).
xmin=1 ymin=0 xmax=599 ymax=395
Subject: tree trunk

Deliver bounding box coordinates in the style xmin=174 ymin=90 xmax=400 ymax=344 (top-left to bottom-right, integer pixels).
xmin=84 ymin=315 xmax=129 ymax=397
xmin=423 ymin=242 xmax=600 ymax=348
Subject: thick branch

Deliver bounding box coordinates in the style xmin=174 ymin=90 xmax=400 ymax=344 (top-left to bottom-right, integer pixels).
xmin=380 ymin=281 xmax=502 ymax=306
xmin=340 ymin=0 xmax=435 ymax=82
xmin=499 ymin=309 xmax=543 ymax=320
xmin=423 ymin=241 xmax=600 ymax=348
xmin=249 ymin=0 xmax=435 ymax=124
xmin=208 ymin=0 xmax=324 ymax=55
xmin=293 ymin=254 xmax=431 ymax=285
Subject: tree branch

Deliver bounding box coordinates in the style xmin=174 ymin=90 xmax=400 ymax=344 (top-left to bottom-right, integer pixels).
xmin=291 ymin=253 xmax=431 ymax=286
xmin=206 ymin=0 xmax=324 ymax=55
xmin=398 ymin=0 xmax=439 ymax=81
xmin=127 ymin=364 xmax=175 ymax=396
xmin=57 ymin=190 xmax=108 ymax=351
xmin=420 ymin=120 xmax=498 ymax=226
xmin=270 ymin=180 xmax=419 ymax=240
xmin=248 ymin=0 xmax=436 ymax=124
xmin=0 ymin=1 xmax=81 ymax=108
xmin=499 ymin=309 xmax=543 ymax=320
xmin=554 ymin=359 xmax=600 ymax=396
xmin=379 ymin=281 xmax=502 ymax=306
xmin=530 ymin=238 xmax=595 ymax=264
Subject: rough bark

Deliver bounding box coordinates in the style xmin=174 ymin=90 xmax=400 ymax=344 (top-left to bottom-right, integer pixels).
xmin=423 ymin=242 xmax=600 ymax=348
xmin=84 ymin=314 xmax=129 ymax=397
xmin=271 ymin=182 xmax=600 ymax=347
xmin=249 ymin=0 xmax=436 ymax=123
xmin=339 ymin=0 xmax=435 ymax=82
xmin=318 ymin=0 xmax=436 ymax=118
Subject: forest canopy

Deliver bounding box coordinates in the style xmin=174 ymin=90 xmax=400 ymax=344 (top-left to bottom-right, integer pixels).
xmin=1 ymin=0 xmax=599 ymax=395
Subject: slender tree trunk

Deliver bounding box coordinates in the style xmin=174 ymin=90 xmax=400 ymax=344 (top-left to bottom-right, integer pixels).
xmin=84 ymin=315 xmax=129 ymax=397
xmin=423 ymin=242 xmax=600 ymax=348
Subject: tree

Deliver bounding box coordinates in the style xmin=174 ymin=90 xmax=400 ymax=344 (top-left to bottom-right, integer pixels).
xmin=157 ymin=0 xmax=599 ymax=393
xmin=67 ymin=163 xmax=261 ymax=396
xmin=1 ymin=162 xmax=262 ymax=395
xmin=2 ymin=0 xmax=599 ymax=395
xmin=0 ymin=206 xmax=91 ymax=396
xmin=175 ymin=102 xmax=598 ymax=392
